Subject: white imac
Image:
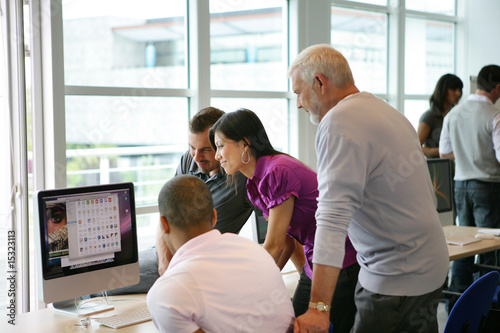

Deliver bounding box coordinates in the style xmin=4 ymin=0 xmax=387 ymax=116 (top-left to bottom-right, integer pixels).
xmin=34 ymin=182 xmax=140 ymax=316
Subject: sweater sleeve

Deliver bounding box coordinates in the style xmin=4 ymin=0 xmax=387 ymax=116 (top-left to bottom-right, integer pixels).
xmin=313 ymin=123 xmax=365 ymax=268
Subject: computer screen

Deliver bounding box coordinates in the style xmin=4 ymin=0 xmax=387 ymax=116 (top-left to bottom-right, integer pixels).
xmin=34 ymin=182 xmax=140 ymax=316
xmin=427 ymin=158 xmax=453 ymax=213
xmin=252 ymin=209 xmax=268 ymax=245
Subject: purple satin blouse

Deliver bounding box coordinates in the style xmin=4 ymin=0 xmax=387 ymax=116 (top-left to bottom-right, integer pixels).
xmin=246 ymin=154 xmax=357 ymax=279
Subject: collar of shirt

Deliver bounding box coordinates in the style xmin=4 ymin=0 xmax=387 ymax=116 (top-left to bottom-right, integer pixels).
xmin=469 ymin=93 xmax=493 ymax=104
xmin=188 ymin=160 xmax=225 ymax=182
xmin=168 ymin=229 xmax=222 ymax=270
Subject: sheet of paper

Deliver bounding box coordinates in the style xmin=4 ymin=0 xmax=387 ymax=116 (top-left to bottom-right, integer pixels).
xmin=446 ymin=235 xmax=481 ymax=246
xmin=478 ymin=229 xmax=500 ymax=236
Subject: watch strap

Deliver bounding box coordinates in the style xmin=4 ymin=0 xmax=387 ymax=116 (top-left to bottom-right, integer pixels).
xmin=308 ymin=301 xmax=331 ymax=312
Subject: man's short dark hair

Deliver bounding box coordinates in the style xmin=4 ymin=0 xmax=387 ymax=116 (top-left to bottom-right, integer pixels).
xmin=158 ymin=175 xmax=213 ymax=230
xmin=189 ymin=107 xmax=225 ymax=133
xmin=477 ymin=65 xmax=500 ymax=92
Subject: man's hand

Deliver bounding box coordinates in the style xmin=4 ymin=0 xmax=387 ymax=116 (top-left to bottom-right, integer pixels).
xmin=155 ymin=222 xmax=172 ymax=275
xmin=294 ymin=309 xmax=330 ymax=333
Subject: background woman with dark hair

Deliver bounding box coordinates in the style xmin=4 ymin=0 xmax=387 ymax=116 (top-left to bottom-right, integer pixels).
xmin=209 ymin=108 xmax=359 ymax=333
xmin=418 ymin=73 xmax=463 ymax=158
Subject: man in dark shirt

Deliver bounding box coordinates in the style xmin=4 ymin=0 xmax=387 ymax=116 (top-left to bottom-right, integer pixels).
xmin=104 ymin=107 xmax=253 ymax=295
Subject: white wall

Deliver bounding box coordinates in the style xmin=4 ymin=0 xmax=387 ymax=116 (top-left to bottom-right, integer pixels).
xmin=465 ymin=0 xmax=500 ymax=86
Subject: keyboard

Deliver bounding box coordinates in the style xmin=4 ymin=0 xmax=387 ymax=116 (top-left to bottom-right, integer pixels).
xmin=95 ymin=303 xmax=152 ymax=329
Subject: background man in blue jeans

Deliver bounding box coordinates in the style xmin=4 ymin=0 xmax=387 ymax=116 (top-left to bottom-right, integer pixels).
xmin=440 ymin=64 xmax=500 ymax=305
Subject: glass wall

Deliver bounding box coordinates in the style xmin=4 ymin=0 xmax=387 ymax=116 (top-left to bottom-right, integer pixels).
xmin=331 ymin=0 xmax=458 ymax=130
xmin=63 ymin=0 xmax=187 ymax=88
xmin=405 ymin=17 xmax=455 ymax=128
xmin=209 ymin=0 xmax=287 ymax=91
xmin=331 ymin=6 xmax=388 ymax=94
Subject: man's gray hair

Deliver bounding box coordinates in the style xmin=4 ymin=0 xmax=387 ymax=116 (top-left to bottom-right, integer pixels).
xmin=158 ymin=175 xmax=213 ymax=230
xmin=288 ymin=44 xmax=354 ymax=88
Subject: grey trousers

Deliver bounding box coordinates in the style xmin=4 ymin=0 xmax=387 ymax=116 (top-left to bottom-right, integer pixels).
xmin=351 ymin=283 xmax=442 ymax=333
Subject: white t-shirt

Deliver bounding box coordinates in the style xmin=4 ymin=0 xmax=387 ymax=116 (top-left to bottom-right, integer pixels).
xmin=147 ymin=230 xmax=294 ymax=333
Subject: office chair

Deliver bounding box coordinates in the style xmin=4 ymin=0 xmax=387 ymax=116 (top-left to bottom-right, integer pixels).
xmin=469 ymin=264 xmax=500 ymax=303
xmin=443 ymin=270 xmax=500 ymax=333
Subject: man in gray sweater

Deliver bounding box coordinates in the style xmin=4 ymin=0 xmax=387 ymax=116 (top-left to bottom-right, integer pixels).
xmin=289 ymin=44 xmax=449 ymax=333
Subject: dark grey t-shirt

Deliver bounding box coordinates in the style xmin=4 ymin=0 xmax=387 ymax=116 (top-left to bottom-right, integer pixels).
xmin=175 ymin=150 xmax=254 ymax=234
xmin=419 ymin=105 xmax=444 ymax=148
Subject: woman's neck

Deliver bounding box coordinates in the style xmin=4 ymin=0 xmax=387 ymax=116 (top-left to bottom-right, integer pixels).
xmin=240 ymin=156 xmax=257 ymax=180
xmin=442 ymin=101 xmax=452 ymax=115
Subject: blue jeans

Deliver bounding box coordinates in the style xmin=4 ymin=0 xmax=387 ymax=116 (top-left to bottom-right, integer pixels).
xmin=449 ymin=180 xmax=500 ymax=296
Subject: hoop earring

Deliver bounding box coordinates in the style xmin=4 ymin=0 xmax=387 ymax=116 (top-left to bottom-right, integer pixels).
xmin=241 ymin=151 xmax=251 ymax=165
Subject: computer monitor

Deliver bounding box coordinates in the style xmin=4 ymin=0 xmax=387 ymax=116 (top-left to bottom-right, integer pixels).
xmin=427 ymin=158 xmax=453 ymax=213
xmin=34 ymin=182 xmax=140 ymax=316
xmin=252 ymin=209 xmax=268 ymax=245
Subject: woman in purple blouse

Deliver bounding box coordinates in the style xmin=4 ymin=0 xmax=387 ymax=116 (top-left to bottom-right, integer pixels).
xmin=209 ymin=108 xmax=359 ymax=333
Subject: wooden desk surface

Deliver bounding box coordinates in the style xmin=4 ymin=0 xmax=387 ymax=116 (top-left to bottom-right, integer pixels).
xmin=2 ymin=295 xmax=157 ymax=333
xmin=444 ymin=225 xmax=500 ymax=261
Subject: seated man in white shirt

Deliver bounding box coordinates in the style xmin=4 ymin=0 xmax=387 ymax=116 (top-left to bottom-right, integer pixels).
xmin=147 ymin=175 xmax=295 ymax=333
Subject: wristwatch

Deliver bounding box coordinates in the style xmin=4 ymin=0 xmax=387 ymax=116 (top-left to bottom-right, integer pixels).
xmin=308 ymin=301 xmax=331 ymax=312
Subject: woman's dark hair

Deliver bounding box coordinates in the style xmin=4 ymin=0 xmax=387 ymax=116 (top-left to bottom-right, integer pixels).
xmin=209 ymin=108 xmax=282 ymax=158
xmin=429 ymin=74 xmax=463 ymax=111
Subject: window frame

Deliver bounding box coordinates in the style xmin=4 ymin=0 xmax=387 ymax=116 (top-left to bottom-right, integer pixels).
xmin=331 ymin=0 xmax=461 ymax=116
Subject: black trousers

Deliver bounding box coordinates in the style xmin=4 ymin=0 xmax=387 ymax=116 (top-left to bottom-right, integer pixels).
xmin=292 ymin=263 xmax=360 ymax=333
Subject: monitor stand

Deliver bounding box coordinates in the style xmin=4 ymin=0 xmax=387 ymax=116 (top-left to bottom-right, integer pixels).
xmin=53 ymin=296 xmax=114 ymax=316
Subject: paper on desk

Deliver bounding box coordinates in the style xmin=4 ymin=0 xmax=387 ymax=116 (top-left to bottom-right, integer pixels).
xmin=478 ymin=229 xmax=500 ymax=236
xmin=446 ymin=235 xmax=481 ymax=246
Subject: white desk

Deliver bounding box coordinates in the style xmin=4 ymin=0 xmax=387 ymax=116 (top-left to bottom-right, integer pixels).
xmin=444 ymin=226 xmax=500 ymax=261
xmin=3 ymin=271 xmax=302 ymax=333
xmin=2 ymin=295 xmax=156 ymax=333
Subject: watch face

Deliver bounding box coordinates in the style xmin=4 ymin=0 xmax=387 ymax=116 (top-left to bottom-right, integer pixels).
xmin=317 ymin=303 xmax=326 ymax=311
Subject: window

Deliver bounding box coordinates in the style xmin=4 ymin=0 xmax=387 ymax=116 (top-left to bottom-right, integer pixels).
xmin=0 ymin=1 xmax=10 ymax=316
xmin=405 ymin=18 xmax=455 ymax=95
xmin=405 ymin=15 xmax=456 ymax=129
xmin=406 ymin=0 xmax=456 ymax=15
xmin=331 ymin=0 xmax=459 ymax=130
xmin=63 ymin=0 xmax=187 ymax=88
xmin=331 ymin=6 xmax=388 ymax=94
xmin=211 ymin=98 xmax=289 ymax=152
xmin=209 ymin=0 xmax=287 ymax=91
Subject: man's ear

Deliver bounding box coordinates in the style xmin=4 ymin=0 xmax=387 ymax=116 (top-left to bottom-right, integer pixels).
xmin=314 ymin=73 xmax=327 ymax=91
xmin=495 ymin=83 xmax=500 ymax=95
xmin=160 ymin=216 xmax=170 ymax=234
xmin=211 ymin=209 xmax=217 ymax=228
